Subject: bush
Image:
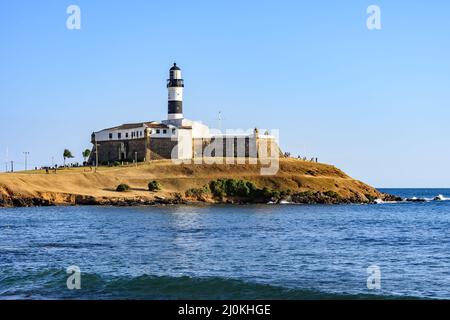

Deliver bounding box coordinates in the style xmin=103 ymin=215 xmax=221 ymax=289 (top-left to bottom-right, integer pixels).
xmin=260 ymin=187 xmax=280 ymax=200
xmin=206 ymin=178 xmax=288 ymax=202
xmin=148 ymin=180 xmax=162 ymax=192
xmin=365 ymin=193 xmax=377 ymax=202
xmin=209 ymin=180 xmax=227 ymax=198
xmin=280 ymin=189 xmax=292 ymax=197
xmin=116 ymin=183 xmax=130 ymax=192
xmin=324 ymin=191 xmax=339 ymax=198
xmin=209 ymin=179 xmax=261 ymax=199
xmin=185 ymin=185 xmax=210 ymax=198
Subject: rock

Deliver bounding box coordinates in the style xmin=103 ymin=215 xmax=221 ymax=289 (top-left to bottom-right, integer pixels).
xmin=406 ymin=198 xmax=427 ymax=202
xmin=382 ymin=194 xmax=403 ymax=202
xmin=75 ymin=195 xmax=98 ymax=205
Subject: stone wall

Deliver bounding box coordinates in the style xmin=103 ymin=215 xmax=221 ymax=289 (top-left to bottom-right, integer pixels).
xmin=192 ymin=136 xmax=281 ymax=158
xmin=88 ymin=135 xmax=283 ymax=165
xmin=192 ymin=137 xmax=255 ymax=158
xmin=148 ymin=138 xmax=178 ymax=160
xmin=92 ymin=139 xmax=148 ymax=164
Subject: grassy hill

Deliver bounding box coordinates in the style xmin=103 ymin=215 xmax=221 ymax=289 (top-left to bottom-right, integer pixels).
xmin=0 ymin=158 xmax=393 ymax=207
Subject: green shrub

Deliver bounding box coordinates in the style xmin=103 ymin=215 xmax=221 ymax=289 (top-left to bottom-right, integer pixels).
xmin=116 ymin=183 xmax=130 ymax=192
xmin=209 ymin=179 xmax=258 ymax=198
xmin=260 ymin=187 xmax=280 ymax=199
xmin=280 ymin=189 xmax=292 ymax=197
xmin=148 ymin=180 xmax=162 ymax=192
xmin=324 ymin=190 xmax=339 ymax=198
xmin=295 ymin=191 xmax=315 ymax=197
xmin=365 ymin=193 xmax=377 ymax=202
xmin=209 ymin=179 xmax=226 ymax=197
xmin=113 ymin=161 xmax=121 ymax=167
xmin=185 ymin=185 xmax=210 ymax=198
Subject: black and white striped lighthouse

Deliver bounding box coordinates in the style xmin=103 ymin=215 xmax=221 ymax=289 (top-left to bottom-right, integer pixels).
xmin=167 ymin=63 xmax=184 ymax=120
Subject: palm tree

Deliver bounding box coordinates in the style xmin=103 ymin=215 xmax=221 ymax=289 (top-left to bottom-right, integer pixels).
xmin=63 ymin=149 xmax=74 ymax=167
xmin=82 ymin=149 xmax=91 ymax=164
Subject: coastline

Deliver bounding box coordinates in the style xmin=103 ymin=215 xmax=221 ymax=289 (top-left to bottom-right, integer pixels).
xmin=0 ymin=191 xmax=400 ymax=208
xmin=0 ymin=158 xmax=399 ymax=208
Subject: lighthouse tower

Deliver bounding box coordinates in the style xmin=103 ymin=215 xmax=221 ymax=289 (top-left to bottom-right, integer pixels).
xmin=167 ymin=63 xmax=184 ymax=120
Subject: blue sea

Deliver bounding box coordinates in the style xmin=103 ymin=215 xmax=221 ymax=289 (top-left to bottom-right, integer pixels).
xmin=1 ymin=188 xmax=450 ymax=300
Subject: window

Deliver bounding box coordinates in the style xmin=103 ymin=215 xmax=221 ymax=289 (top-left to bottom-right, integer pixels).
xmin=109 ymin=133 xmax=112 ymax=139
xmin=118 ymin=132 xmax=122 ymax=139
xmin=126 ymin=133 xmax=129 ymax=138
xmin=156 ymin=129 xmax=160 ymax=134
xmin=172 ymin=128 xmax=176 ymax=134
xmin=163 ymin=129 xmax=167 ymax=134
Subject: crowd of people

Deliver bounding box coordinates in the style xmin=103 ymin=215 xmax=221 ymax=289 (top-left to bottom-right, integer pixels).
xmin=36 ymin=162 xmax=91 ymax=174
xmin=284 ymin=152 xmax=319 ymax=163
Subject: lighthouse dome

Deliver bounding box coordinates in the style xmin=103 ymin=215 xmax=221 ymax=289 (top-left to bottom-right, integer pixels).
xmin=170 ymin=63 xmax=180 ymax=71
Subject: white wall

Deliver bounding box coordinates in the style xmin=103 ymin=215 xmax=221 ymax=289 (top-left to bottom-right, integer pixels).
xmin=175 ymin=129 xmax=193 ymax=159
xmin=95 ymin=124 xmax=182 ymax=142
xmin=94 ymin=126 xmax=147 ymax=142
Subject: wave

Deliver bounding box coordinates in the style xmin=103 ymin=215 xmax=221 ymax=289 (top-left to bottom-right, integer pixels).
xmin=375 ymin=194 xmax=450 ymax=204
xmin=431 ymin=194 xmax=450 ymax=201
xmin=0 ymin=269 xmax=418 ymax=300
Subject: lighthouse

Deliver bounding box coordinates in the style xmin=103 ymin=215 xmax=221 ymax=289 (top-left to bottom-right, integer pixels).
xmin=167 ymin=63 xmax=184 ymax=120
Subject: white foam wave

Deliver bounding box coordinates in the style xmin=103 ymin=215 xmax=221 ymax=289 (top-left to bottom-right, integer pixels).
xmin=435 ymin=194 xmax=450 ymax=201
xmin=374 ymin=198 xmax=401 ymax=204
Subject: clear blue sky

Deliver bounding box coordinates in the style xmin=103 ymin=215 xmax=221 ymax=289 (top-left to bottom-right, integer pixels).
xmin=1 ymin=0 xmax=449 ymax=187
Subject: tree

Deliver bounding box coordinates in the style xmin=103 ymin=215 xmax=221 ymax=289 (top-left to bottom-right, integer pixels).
xmin=82 ymin=149 xmax=91 ymax=163
xmin=63 ymin=149 xmax=74 ymax=166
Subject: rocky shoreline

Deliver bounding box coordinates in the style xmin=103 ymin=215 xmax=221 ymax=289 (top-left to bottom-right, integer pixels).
xmin=0 ymin=191 xmax=403 ymax=208
xmin=0 ymin=159 xmax=406 ymax=209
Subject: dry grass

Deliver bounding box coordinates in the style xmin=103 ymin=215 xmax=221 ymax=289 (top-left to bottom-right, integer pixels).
xmin=0 ymin=158 xmax=381 ymax=204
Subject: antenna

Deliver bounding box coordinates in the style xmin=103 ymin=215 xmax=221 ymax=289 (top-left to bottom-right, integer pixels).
xmin=217 ymin=111 xmax=222 ymax=132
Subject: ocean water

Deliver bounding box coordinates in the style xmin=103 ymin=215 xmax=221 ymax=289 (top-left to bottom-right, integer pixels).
xmin=1 ymin=188 xmax=450 ymax=300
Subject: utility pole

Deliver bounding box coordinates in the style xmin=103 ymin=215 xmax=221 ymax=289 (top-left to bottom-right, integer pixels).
xmin=135 ymin=152 xmax=138 ymax=167
xmin=5 ymin=147 xmax=8 ymax=172
xmin=11 ymin=161 xmax=14 ymax=173
xmin=23 ymin=152 xmax=29 ymax=171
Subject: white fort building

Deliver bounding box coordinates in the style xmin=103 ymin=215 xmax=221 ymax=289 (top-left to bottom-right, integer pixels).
xmin=89 ymin=63 xmax=280 ymax=164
